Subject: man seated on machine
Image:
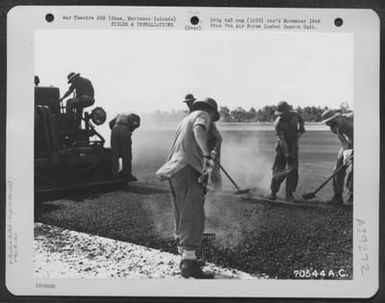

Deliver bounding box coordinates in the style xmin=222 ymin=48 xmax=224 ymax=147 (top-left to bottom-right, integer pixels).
xmin=60 ymin=72 xmax=95 ymax=129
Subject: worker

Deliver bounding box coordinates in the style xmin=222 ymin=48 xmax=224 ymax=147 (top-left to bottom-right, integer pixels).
xmin=269 ymin=101 xmax=305 ymax=202
xmin=320 ymin=109 xmax=353 ymax=204
xmin=183 ymin=94 xmax=222 ymax=191
xmin=60 ymin=72 xmax=95 ymax=125
xmin=156 ymin=97 xmax=220 ymax=279
xmin=109 ymin=113 xmax=140 ymax=182
xmin=182 ymin=93 xmax=196 ymax=112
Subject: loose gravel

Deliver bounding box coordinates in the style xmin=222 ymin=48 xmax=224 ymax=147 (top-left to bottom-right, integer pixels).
xmin=34 ymin=223 xmax=262 ymax=279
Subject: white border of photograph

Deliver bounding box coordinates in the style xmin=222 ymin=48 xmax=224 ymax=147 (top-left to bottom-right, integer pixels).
xmin=6 ymin=6 xmax=380 ymax=297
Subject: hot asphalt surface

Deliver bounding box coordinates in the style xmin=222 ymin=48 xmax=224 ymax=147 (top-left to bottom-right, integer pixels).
xmin=35 ymin=129 xmax=353 ymax=279
xmin=36 ymin=183 xmax=352 ymax=279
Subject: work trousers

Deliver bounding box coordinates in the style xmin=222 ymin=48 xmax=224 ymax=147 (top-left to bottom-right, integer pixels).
xmin=270 ymin=142 xmax=299 ymax=194
xmin=168 ymin=165 xmax=206 ymax=251
xmin=333 ymin=148 xmax=353 ymax=195
xmin=66 ymin=95 xmax=95 ymax=119
xmin=110 ymin=125 xmax=132 ymax=177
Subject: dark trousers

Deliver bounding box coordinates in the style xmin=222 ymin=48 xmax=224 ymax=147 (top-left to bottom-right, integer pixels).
xmin=168 ymin=165 xmax=206 ymax=251
xmin=110 ymin=125 xmax=132 ymax=177
xmin=66 ymin=95 xmax=95 ymax=119
xmin=333 ymin=148 xmax=353 ymax=195
xmin=270 ymin=143 xmax=299 ymax=194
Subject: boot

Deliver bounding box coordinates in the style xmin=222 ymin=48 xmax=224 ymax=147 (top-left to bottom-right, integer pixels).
xmin=177 ymin=246 xmax=206 ymax=268
xmin=180 ymin=259 xmax=214 ymax=279
xmin=179 ymin=259 xmax=206 ymax=269
xmin=267 ymin=192 xmax=277 ymax=200
xmin=327 ymin=193 xmax=344 ymax=204
xmin=285 ymin=192 xmax=295 ymax=202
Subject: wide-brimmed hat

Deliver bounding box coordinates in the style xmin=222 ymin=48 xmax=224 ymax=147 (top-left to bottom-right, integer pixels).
xmin=192 ymin=97 xmax=220 ymax=122
xmin=275 ymin=101 xmax=292 ymax=115
xmin=183 ymin=94 xmax=196 ymax=103
xmin=67 ymin=72 xmax=80 ymax=83
xmin=320 ymin=109 xmax=341 ymax=124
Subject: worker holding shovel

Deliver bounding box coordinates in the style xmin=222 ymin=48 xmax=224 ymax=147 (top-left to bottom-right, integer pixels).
xmin=269 ymin=101 xmax=305 ymax=202
xmin=320 ymin=109 xmax=353 ymax=204
xmin=156 ymin=97 xmax=220 ymax=279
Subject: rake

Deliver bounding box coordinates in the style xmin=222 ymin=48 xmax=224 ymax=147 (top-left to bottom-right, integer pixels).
xmin=216 ymin=161 xmax=251 ymax=194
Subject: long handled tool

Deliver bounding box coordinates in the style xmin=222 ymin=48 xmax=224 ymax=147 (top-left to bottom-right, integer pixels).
xmin=302 ymin=154 xmax=353 ymax=200
xmin=216 ymin=161 xmax=251 ymax=194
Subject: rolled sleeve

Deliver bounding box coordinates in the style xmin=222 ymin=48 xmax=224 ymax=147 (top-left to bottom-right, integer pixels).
xmin=193 ymin=111 xmax=211 ymax=132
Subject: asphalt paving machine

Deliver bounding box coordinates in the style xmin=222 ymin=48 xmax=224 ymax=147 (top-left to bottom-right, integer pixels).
xmin=35 ymin=82 xmax=124 ymax=194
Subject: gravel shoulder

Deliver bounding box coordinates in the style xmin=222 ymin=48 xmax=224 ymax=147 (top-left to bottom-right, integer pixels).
xmin=34 ymin=222 xmax=262 ymax=279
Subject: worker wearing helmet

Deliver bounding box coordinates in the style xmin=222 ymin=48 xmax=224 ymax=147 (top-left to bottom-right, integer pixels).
xmin=156 ymin=97 xmax=220 ymax=279
xmin=269 ymin=101 xmax=305 ymax=202
xmin=60 ymin=72 xmax=95 ymax=125
xmin=320 ymin=109 xmax=353 ymax=204
xmin=109 ymin=113 xmax=140 ymax=182
xmin=183 ymin=94 xmax=223 ymax=191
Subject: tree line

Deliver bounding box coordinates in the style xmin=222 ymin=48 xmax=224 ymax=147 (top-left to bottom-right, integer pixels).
xmin=142 ymin=103 xmax=351 ymax=123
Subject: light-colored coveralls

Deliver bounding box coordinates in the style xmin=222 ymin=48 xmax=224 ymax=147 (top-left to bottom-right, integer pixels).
xmin=332 ymin=113 xmax=353 ymax=196
xmin=156 ymin=110 xmax=211 ymax=251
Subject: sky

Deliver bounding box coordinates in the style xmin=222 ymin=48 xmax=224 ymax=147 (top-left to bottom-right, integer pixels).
xmin=35 ymin=29 xmax=353 ymax=116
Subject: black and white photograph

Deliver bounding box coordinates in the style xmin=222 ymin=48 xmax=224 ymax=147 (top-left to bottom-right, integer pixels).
xmin=5 ymin=6 xmax=380 ymax=298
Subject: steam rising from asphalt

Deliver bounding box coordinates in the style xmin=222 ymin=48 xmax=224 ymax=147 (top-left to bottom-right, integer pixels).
xmin=220 ymin=130 xmax=274 ymax=196
xmin=129 ymin=124 xmax=276 ymax=246
xmin=132 ymin=124 xmax=276 ymax=195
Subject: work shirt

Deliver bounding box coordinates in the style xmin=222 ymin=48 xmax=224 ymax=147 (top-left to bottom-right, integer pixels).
xmin=70 ymin=76 xmax=94 ymax=97
xmin=332 ymin=112 xmax=353 ymax=149
xmin=109 ymin=113 xmax=140 ymax=132
xmin=156 ymin=110 xmax=211 ymax=179
xmin=207 ymin=122 xmax=222 ymax=152
xmin=274 ymin=111 xmax=305 ymax=144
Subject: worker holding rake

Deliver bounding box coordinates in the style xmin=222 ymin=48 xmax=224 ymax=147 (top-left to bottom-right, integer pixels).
xmin=156 ymin=97 xmax=220 ymax=279
xmin=320 ymin=109 xmax=353 ymax=204
xmin=183 ymin=94 xmax=223 ymax=191
xmin=269 ymin=101 xmax=305 ymax=202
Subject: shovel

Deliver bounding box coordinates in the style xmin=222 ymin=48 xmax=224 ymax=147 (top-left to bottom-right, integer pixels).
xmin=216 ymin=161 xmax=251 ymax=194
xmin=302 ymin=154 xmax=353 ymax=200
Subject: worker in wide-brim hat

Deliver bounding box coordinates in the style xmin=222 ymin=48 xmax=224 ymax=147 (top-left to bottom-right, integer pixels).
xmin=156 ymin=97 xmax=220 ymax=279
xmin=60 ymin=72 xmax=95 ymax=129
xmin=269 ymin=101 xmax=305 ymax=202
xmin=183 ymin=93 xmax=197 ymax=111
xmin=320 ymin=108 xmax=342 ymax=125
xmin=182 ymin=95 xmax=223 ymax=192
xmin=67 ymin=72 xmax=80 ymax=83
xmin=321 ymin=108 xmax=354 ymax=204
xmin=274 ymin=100 xmax=292 ymax=115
